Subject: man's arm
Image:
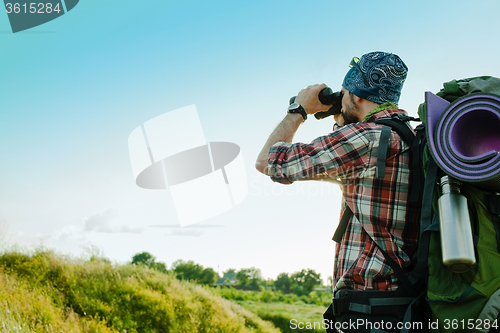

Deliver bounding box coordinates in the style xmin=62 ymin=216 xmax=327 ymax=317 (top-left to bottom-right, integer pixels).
xmin=255 ymin=112 xmax=303 ymax=175
xmin=255 ymin=83 xmax=333 ymax=175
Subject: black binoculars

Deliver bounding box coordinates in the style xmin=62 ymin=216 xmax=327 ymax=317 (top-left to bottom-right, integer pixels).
xmin=289 ymin=87 xmax=343 ymax=120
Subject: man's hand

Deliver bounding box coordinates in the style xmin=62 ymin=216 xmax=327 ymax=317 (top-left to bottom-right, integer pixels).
xmin=294 ymin=83 xmax=333 ymax=115
xmin=255 ymin=83 xmax=334 ymax=175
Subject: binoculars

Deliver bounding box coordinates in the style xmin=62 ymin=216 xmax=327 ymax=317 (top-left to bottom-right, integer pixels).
xmin=289 ymin=87 xmax=343 ymax=120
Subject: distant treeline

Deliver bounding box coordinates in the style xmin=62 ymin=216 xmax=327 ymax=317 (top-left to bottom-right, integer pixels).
xmin=131 ymin=252 xmax=331 ymax=297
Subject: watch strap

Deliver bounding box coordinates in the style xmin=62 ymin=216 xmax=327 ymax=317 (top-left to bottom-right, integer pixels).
xmin=288 ymin=105 xmax=307 ymax=121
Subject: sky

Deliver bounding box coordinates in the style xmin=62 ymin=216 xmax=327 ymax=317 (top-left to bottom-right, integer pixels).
xmin=1 ymin=0 xmax=500 ymax=283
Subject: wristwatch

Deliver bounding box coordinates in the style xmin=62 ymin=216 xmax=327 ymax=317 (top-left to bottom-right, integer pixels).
xmin=287 ymin=103 xmax=307 ymax=121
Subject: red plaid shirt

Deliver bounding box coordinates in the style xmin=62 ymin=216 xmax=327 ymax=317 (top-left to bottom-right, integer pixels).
xmin=267 ymin=108 xmax=419 ymax=292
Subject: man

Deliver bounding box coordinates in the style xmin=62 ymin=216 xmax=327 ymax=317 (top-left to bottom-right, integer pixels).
xmin=255 ymin=52 xmax=420 ymax=330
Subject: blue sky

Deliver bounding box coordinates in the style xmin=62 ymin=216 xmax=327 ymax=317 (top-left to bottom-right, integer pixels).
xmin=1 ymin=0 xmax=500 ymax=282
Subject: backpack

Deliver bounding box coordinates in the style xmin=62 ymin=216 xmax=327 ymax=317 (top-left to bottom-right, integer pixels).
xmin=410 ymin=76 xmax=500 ymax=333
xmin=324 ymin=76 xmax=500 ymax=333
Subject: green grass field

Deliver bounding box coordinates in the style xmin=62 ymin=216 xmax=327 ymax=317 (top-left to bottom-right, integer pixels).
xmin=0 ymin=248 xmax=336 ymax=332
xmin=212 ymin=286 xmax=331 ymax=332
xmin=237 ymin=301 xmax=326 ymax=333
xmin=0 ymin=249 xmax=280 ymax=333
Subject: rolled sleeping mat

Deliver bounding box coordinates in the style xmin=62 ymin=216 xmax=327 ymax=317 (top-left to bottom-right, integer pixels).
xmin=425 ymin=91 xmax=500 ymax=190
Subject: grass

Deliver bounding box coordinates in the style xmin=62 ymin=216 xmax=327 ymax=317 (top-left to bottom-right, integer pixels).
xmin=0 ymin=249 xmax=280 ymax=333
xmin=213 ymin=287 xmax=332 ymax=333
xmin=237 ymin=301 xmax=326 ymax=333
xmin=213 ymin=286 xmax=332 ymax=307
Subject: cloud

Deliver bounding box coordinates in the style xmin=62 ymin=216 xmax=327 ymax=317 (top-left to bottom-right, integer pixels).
xmin=7 ymin=208 xmax=146 ymax=250
xmin=83 ymin=208 xmax=117 ymax=232
xmin=83 ymin=209 xmax=145 ymax=234
xmin=52 ymin=225 xmax=86 ymax=241
xmin=6 ymin=207 xmax=145 ymax=251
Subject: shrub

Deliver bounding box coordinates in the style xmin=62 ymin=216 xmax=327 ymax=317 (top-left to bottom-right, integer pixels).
xmin=0 ymin=249 xmax=280 ymax=333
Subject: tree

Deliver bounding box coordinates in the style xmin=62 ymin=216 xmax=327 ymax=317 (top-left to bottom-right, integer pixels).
xmin=153 ymin=261 xmax=168 ymax=273
xmin=131 ymin=252 xmax=156 ymax=266
xmin=223 ymin=268 xmax=236 ymax=280
xmin=236 ymin=267 xmax=263 ymax=287
xmin=131 ymin=252 xmax=167 ymax=273
xmin=274 ymin=272 xmax=291 ymax=291
xmin=236 ymin=269 xmax=249 ymax=286
xmin=221 ymin=269 xmax=237 ymax=285
xmin=198 ymin=267 xmax=218 ymax=285
xmin=172 ymin=260 xmax=217 ymax=285
xmin=290 ymin=269 xmax=322 ymax=295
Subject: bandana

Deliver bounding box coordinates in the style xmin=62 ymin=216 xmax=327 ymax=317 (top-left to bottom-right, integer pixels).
xmin=342 ymin=51 xmax=408 ymax=105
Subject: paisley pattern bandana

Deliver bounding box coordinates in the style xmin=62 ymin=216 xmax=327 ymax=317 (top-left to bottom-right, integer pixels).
xmin=342 ymin=51 xmax=408 ymax=105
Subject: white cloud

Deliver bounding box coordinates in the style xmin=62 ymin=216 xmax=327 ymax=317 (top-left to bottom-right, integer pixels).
xmin=7 ymin=209 xmax=146 ymax=250
xmin=52 ymin=225 xmax=86 ymax=241
xmin=83 ymin=208 xmax=145 ymax=234
xmin=83 ymin=208 xmax=117 ymax=232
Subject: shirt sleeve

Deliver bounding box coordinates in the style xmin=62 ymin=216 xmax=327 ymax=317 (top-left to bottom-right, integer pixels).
xmin=267 ymin=124 xmax=372 ymax=184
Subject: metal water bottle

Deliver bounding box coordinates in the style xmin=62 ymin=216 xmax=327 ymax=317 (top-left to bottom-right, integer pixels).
xmin=438 ymin=176 xmax=476 ymax=273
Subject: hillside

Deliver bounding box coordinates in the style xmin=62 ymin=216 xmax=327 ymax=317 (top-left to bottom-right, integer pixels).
xmin=0 ymin=250 xmax=280 ymax=333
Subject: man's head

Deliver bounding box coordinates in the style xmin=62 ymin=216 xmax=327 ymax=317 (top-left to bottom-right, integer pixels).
xmin=337 ymin=52 xmax=408 ymax=125
xmin=343 ymin=51 xmax=408 ymax=105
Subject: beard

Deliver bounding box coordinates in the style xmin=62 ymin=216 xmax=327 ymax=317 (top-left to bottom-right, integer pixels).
xmin=341 ymin=94 xmax=360 ymax=125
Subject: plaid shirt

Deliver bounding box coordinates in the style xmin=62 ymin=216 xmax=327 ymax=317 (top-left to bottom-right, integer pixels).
xmin=268 ymin=108 xmax=419 ymax=292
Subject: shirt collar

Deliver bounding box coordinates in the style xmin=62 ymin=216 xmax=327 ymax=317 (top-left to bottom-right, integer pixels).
xmin=362 ymin=102 xmax=407 ymax=122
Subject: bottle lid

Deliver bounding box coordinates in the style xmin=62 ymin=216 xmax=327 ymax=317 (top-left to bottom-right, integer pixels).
xmin=439 ymin=175 xmax=462 ymax=194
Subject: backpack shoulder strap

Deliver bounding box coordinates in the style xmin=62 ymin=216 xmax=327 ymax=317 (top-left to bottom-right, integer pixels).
xmin=332 ymin=204 xmax=352 ymax=243
xmin=374 ymin=116 xmax=416 ymax=147
xmin=333 ymin=116 xmax=424 ymax=243
xmin=374 ymin=116 xmax=424 ymax=203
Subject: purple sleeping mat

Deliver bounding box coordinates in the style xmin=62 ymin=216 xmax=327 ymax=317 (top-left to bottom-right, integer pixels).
xmin=425 ymin=92 xmax=500 ymax=190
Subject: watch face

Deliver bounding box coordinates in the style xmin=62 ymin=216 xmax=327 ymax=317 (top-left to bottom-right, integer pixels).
xmin=288 ymin=103 xmax=300 ymax=111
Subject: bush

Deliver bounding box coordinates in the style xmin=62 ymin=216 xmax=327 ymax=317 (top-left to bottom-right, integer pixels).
xmin=0 ymin=249 xmax=280 ymax=333
xmin=259 ymin=287 xmax=276 ymax=303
